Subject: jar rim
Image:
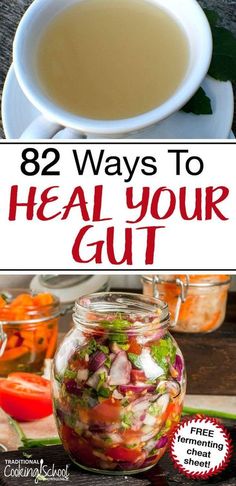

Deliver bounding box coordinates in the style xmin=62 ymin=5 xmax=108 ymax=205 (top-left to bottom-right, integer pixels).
xmin=142 ymin=275 xmax=231 ymax=288
xmin=74 ymin=292 xmax=170 ymax=332
xmin=0 ymin=288 xmax=61 ymax=324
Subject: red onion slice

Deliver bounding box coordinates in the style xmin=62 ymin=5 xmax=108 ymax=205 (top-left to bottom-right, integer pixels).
xmin=109 ymin=351 xmax=131 ymax=386
xmin=118 ymin=384 xmax=156 ymax=394
xmin=89 ymin=351 xmax=107 ymax=372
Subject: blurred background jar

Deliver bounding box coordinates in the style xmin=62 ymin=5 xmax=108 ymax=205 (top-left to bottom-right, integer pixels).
xmin=30 ymin=275 xmax=110 ymax=332
xmin=0 ymin=289 xmax=60 ymax=376
xmin=142 ymin=275 xmax=231 ymax=333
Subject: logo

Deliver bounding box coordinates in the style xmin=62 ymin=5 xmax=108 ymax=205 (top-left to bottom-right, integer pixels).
xmin=169 ymin=416 xmax=233 ymax=479
xmin=4 ymin=458 xmax=70 ymax=483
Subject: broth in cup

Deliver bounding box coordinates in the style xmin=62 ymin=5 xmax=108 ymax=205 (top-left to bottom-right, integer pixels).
xmin=37 ymin=0 xmax=189 ymax=120
xmin=13 ymin=0 xmax=212 ymax=136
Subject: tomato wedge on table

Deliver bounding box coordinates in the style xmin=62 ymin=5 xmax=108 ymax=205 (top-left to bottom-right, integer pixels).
xmin=0 ymin=372 xmax=53 ymax=421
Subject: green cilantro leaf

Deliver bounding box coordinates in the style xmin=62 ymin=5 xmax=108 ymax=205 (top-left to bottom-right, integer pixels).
xmin=96 ymin=371 xmax=107 ymax=391
xmin=121 ymin=411 xmax=134 ymax=429
xmin=128 ymin=352 xmax=142 ymax=369
xmin=148 ymin=402 xmax=161 ymax=416
xmin=151 ymin=336 xmax=176 ymax=373
xmin=97 ymin=344 xmax=109 ymax=354
xmin=182 ymin=87 xmax=212 ymax=115
xmin=104 ymin=356 xmax=112 ymax=369
xmin=97 ymin=387 xmax=111 ymax=398
xmin=64 ymin=369 xmax=77 ymax=380
xmin=78 ymin=338 xmax=97 ymax=359
xmin=110 ymin=332 xmax=128 ymax=345
xmin=108 ymin=316 xmax=130 ymax=345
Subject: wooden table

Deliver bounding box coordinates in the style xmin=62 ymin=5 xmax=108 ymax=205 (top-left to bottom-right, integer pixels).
xmin=0 ymin=0 xmax=235 ymax=138
xmin=0 ymin=428 xmax=235 ymax=485
xmin=174 ymin=292 xmax=236 ymax=395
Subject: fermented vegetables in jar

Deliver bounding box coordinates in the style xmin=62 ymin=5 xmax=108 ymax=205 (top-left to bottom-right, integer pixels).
xmin=142 ymin=275 xmax=230 ymax=333
xmin=0 ymin=290 xmax=60 ymax=376
xmin=52 ymin=292 xmax=186 ymax=474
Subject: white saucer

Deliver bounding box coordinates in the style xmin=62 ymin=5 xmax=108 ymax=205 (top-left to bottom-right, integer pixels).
xmin=2 ymin=65 xmax=235 ymax=139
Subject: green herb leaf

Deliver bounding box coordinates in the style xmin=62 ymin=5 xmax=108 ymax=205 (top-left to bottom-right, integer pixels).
xmin=103 ymin=317 xmax=130 ymax=345
xmin=182 ymin=87 xmax=212 ymax=115
xmin=151 ymin=336 xmax=176 ymax=373
xmin=209 ymin=26 xmax=236 ymax=82
xmin=122 ymin=398 xmax=130 ymax=407
xmin=112 ymin=318 xmax=131 ymax=328
xmin=65 ymin=414 xmax=76 ymax=429
xmin=128 ymin=352 xmax=142 ymax=369
xmin=110 ymin=332 xmax=128 ymax=345
xmin=103 ymin=436 xmax=113 ymax=445
xmin=148 ymin=402 xmax=161 ymax=416
xmin=118 ymin=344 xmax=130 ymax=351
xmin=22 ymin=452 xmax=32 ymax=458
xmin=204 ymin=8 xmax=219 ymax=27
xmin=98 ymin=386 xmax=111 ymax=398
xmin=205 ymin=7 xmax=236 ymax=82
xmin=55 ymin=374 xmax=63 ymax=384
xmin=35 ymin=474 xmax=47 ymax=482
xmin=181 ymin=8 xmax=236 ymax=115
xmin=69 ymin=395 xmax=80 ymax=408
xmin=97 ymin=344 xmax=109 ymax=354
xmin=121 ymin=411 xmax=134 ymax=429
xmin=64 ymin=369 xmax=77 ymax=380
xmin=96 ymin=371 xmax=107 ymax=391
xmin=126 ymin=443 xmax=138 ymax=449
xmin=20 ymin=437 xmax=61 ymax=450
xmin=78 ymin=388 xmax=98 ymax=408
xmin=79 ymin=338 xmax=97 ymax=359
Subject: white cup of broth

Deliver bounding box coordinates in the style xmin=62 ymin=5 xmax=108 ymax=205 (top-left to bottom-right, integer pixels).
xmin=13 ymin=0 xmax=212 ymax=138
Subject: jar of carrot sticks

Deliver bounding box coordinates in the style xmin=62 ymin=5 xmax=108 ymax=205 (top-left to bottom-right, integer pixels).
xmin=142 ymin=275 xmax=230 ymax=333
xmin=0 ymin=290 xmax=60 ymax=376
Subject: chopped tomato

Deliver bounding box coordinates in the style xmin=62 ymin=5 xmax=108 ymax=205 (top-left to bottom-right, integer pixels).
xmin=130 ymin=370 xmax=146 ymax=383
xmin=89 ymin=398 xmax=120 ymax=424
xmin=61 ymin=425 xmax=97 ymax=467
xmin=162 ymin=401 xmax=182 ymax=424
xmin=106 ymin=445 xmax=142 ymax=462
xmin=0 ymin=372 xmax=53 ymax=421
xmin=128 ymin=338 xmax=142 ymax=354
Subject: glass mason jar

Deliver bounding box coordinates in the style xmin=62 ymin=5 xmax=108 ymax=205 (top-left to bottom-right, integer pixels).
xmin=0 ymin=289 xmax=60 ymax=376
xmin=52 ymin=292 xmax=186 ymax=475
xmin=30 ymin=275 xmax=110 ymax=331
xmin=142 ymin=275 xmax=231 ymax=333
